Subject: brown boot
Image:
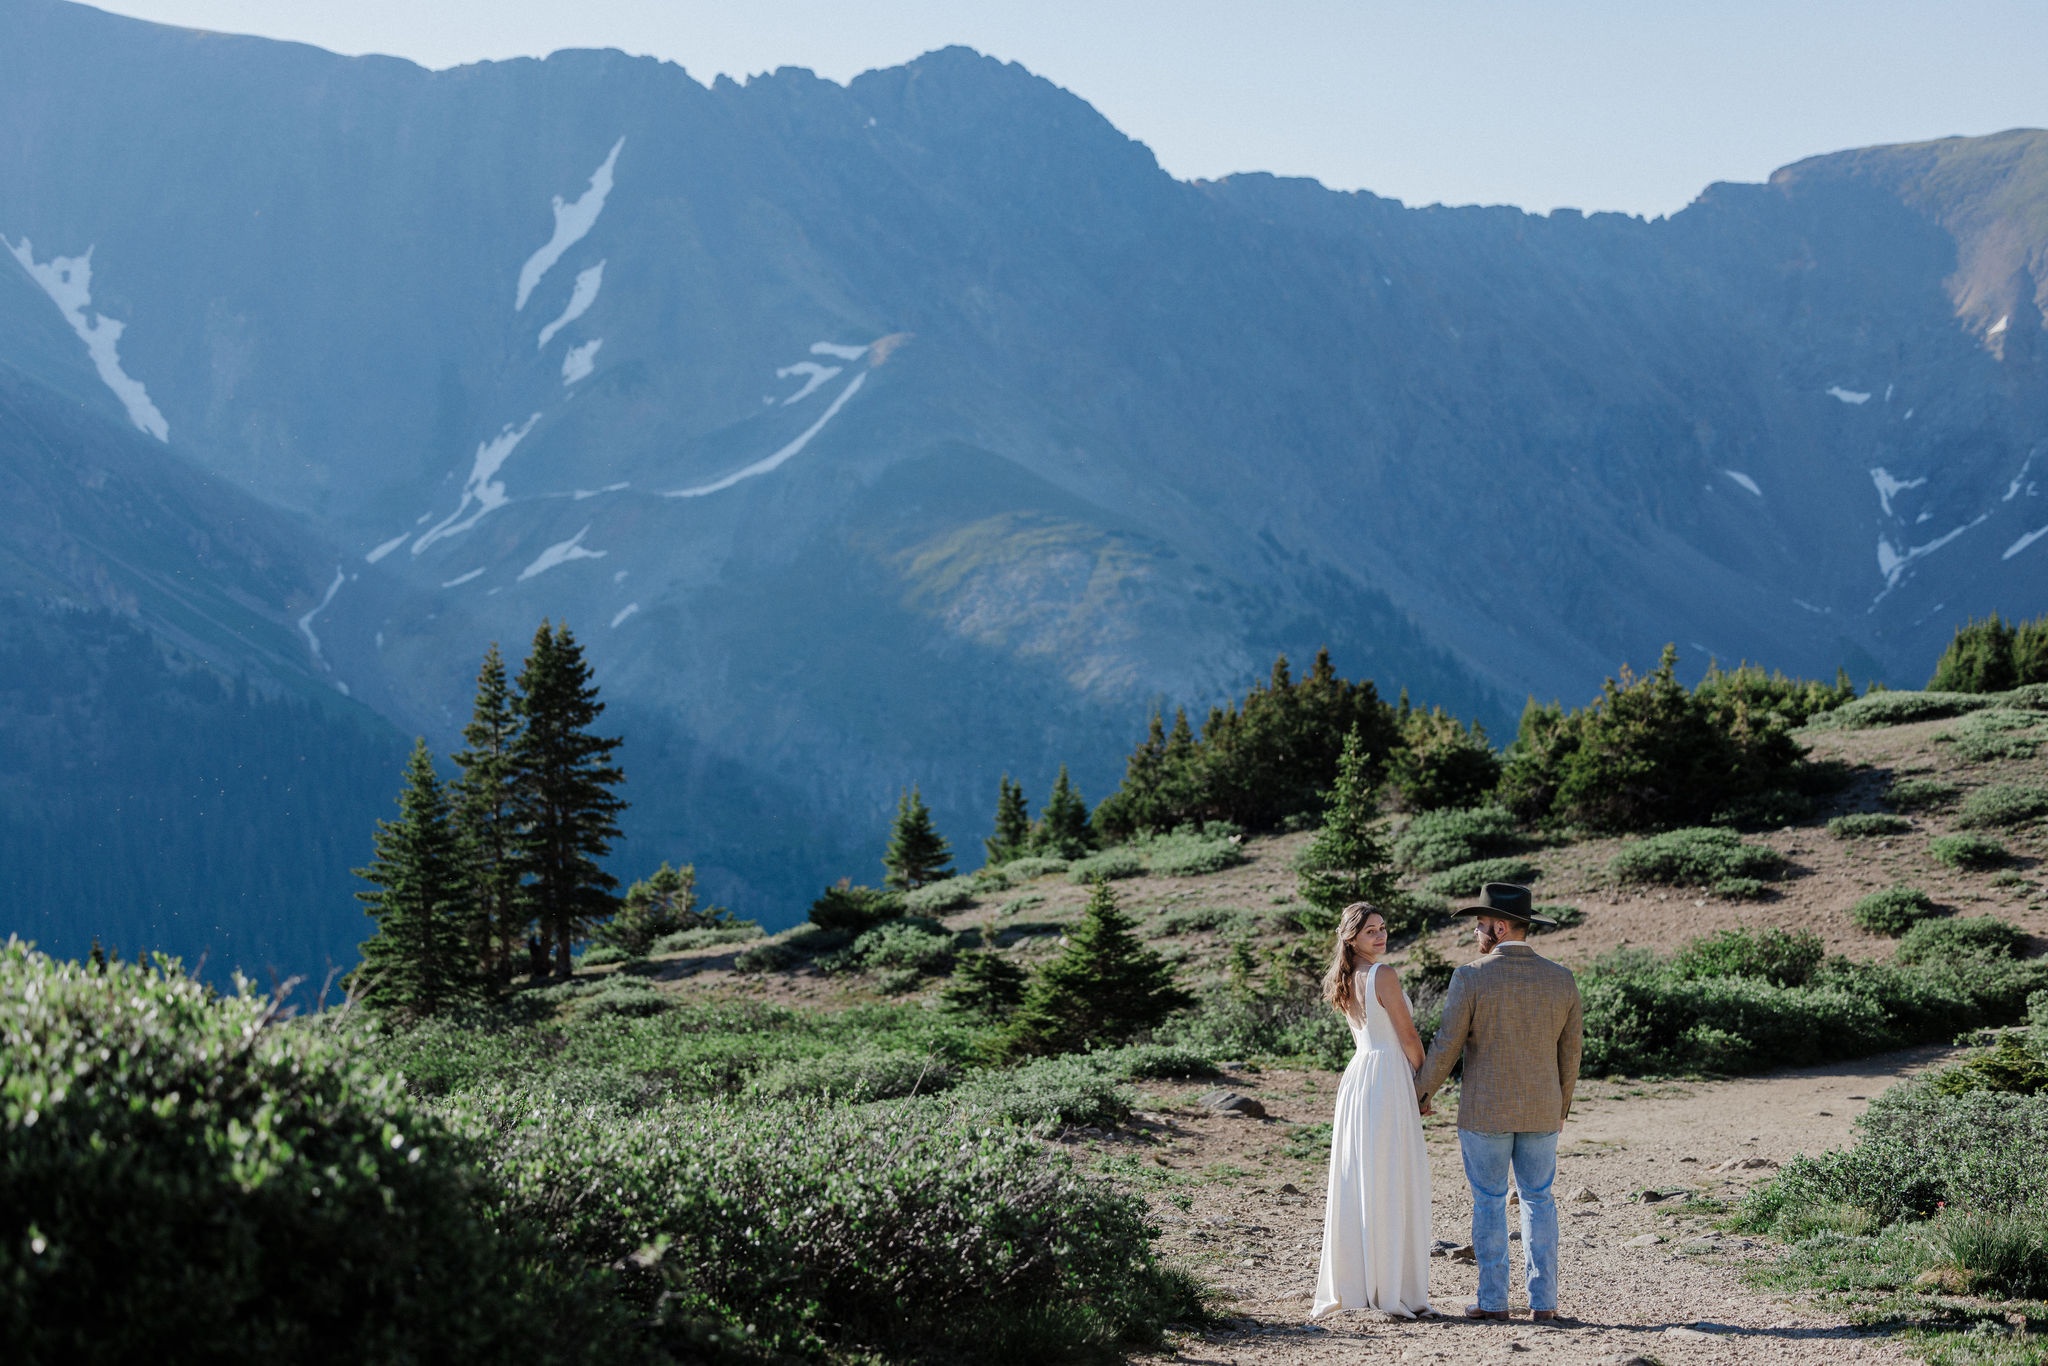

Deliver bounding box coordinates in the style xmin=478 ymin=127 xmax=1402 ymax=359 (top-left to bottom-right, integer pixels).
xmin=1463 ymin=1305 xmax=1510 ymax=1320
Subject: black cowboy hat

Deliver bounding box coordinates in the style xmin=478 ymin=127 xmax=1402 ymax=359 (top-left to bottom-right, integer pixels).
xmin=1451 ymin=882 xmax=1557 ymax=927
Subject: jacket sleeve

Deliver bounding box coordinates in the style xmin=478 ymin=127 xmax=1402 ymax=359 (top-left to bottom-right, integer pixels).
xmin=1557 ymin=978 xmax=1583 ymax=1122
xmin=1412 ymin=969 xmax=1472 ymax=1102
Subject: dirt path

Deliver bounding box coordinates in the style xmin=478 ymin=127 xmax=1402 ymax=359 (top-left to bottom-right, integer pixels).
xmin=1101 ymin=1045 xmax=1960 ymax=1365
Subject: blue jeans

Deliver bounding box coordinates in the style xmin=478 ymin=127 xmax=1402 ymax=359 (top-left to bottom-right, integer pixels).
xmin=1458 ymin=1129 xmax=1560 ymax=1313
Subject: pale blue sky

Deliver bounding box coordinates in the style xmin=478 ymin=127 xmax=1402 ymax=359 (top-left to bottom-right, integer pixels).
xmin=88 ymin=0 xmax=2048 ymax=218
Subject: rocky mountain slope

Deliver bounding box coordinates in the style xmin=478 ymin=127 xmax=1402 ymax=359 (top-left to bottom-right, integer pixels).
xmin=3 ymin=0 xmax=2046 ymax=964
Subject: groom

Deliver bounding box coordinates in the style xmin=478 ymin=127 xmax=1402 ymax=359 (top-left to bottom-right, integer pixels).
xmin=1413 ymin=883 xmax=1583 ymax=1321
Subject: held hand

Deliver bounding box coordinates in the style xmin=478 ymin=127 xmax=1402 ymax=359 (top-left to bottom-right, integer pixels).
xmin=1418 ymin=1097 xmax=1434 ymax=1117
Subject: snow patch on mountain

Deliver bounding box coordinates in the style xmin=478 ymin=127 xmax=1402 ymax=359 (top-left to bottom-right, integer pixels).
xmin=611 ymin=603 xmax=639 ymax=628
xmin=1989 ymin=314 xmax=2010 ymax=337
xmin=441 ymin=567 xmax=485 ymax=588
xmin=573 ymin=482 xmax=629 ymax=500
xmin=1828 ymin=386 xmax=1872 ymax=404
xmin=664 ymin=371 xmax=867 ymax=499
xmin=515 ymin=138 xmax=623 ymax=311
xmin=2006 ymin=525 xmax=2048 ymax=560
xmin=1721 ymin=469 xmax=1762 ymax=496
xmin=1870 ymin=467 xmax=1927 ymax=518
xmin=517 ymin=525 xmax=607 ymax=581
xmin=777 ymin=360 xmax=842 ymax=404
xmin=537 ymin=261 xmax=604 ymax=348
xmin=6 ymin=238 xmax=170 ymax=441
xmin=365 ymin=532 xmax=409 ymax=563
xmin=562 ymin=339 xmax=602 ymax=385
xmin=1877 ymin=516 xmax=1987 ymax=589
xmin=415 ymin=413 xmax=542 ymax=553
xmin=2007 ymin=452 xmax=2037 ymax=501
xmin=811 ymin=341 xmax=868 ymax=361
xmin=297 ymin=566 xmax=345 ymax=660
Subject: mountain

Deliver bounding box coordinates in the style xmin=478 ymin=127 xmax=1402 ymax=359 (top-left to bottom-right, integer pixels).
xmin=2 ymin=0 xmax=2046 ymax=960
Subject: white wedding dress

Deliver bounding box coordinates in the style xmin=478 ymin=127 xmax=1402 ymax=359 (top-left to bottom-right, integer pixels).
xmin=1312 ymin=963 xmax=1434 ymax=1319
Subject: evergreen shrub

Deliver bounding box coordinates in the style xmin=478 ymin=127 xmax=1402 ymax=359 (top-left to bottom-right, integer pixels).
xmin=651 ymin=923 xmax=762 ymax=954
xmin=1002 ymin=881 xmax=1193 ymax=1057
xmin=1393 ymin=805 xmax=1522 ymax=872
xmin=904 ymin=875 xmax=980 ymax=915
xmin=1066 ymin=848 xmax=1145 ymax=883
xmin=1382 ymin=890 xmax=1452 ymax=937
xmin=1386 ymin=707 xmax=1501 ymax=812
xmin=595 ymin=862 xmax=725 ymax=957
xmin=1533 ymin=903 xmax=1585 ymax=929
xmin=0 ymin=944 xmax=627 ymax=1364
xmin=577 ymin=944 xmax=631 ymax=967
xmin=1420 ymin=857 xmax=1540 ymax=897
xmin=1810 ymin=690 xmax=1990 ymax=729
xmin=809 ymin=883 xmax=906 ymax=933
xmin=938 ymin=952 xmax=1028 ymax=1019
xmin=1000 ymin=856 xmax=1071 ymax=881
xmin=1155 ymin=905 xmax=1265 ymax=937
xmin=570 ymin=976 xmax=671 ymax=1021
xmin=1956 ymin=783 xmax=2048 ymax=829
xmin=1928 ymin=614 xmax=2048 ymax=693
xmin=1712 ymin=877 xmax=1771 ymax=900
xmin=733 ymin=942 xmax=800 ymax=974
xmin=1886 ymin=776 xmax=1959 ymax=811
xmin=1896 ymin=916 xmax=2028 ymax=966
xmin=1828 ymin=812 xmax=1914 ymax=838
xmin=1930 ymin=834 xmax=2013 ymax=871
xmin=1608 ymin=827 xmax=1781 ymax=885
xmin=825 ymin=919 xmax=958 ymax=977
xmin=1850 ymin=885 xmax=1940 ymax=936
xmin=1136 ymin=827 xmax=1246 ymax=877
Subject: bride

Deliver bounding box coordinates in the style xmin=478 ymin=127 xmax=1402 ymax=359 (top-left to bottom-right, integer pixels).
xmin=1311 ymin=901 xmax=1434 ymax=1320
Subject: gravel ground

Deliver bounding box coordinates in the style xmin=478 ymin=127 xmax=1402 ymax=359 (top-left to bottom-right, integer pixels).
xmin=1105 ymin=1045 xmax=1960 ymax=1365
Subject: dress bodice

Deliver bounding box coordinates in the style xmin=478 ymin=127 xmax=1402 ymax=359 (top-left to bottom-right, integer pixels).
xmin=1348 ymin=963 xmax=1408 ymax=1056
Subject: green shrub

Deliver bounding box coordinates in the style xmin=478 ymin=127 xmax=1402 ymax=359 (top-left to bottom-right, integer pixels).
xmin=1886 ymin=776 xmax=1959 ymax=811
xmin=1153 ymin=986 xmax=1354 ymax=1071
xmin=571 ymin=976 xmax=671 ymax=1020
xmin=1091 ymin=1043 xmax=1220 ymax=1081
xmin=1928 ymin=1034 xmax=2048 ymax=1097
xmin=1712 ymin=877 xmax=1771 ymax=900
xmin=904 ymin=876 xmax=981 ymax=915
xmin=1668 ymin=927 xmax=1823 ymax=987
xmin=1000 ymin=856 xmax=1071 ymax=881
xmin=745 ymin=1048 xmax=958 ymax=1102
xmin=0 ymin=943 xmax=629 ymax=1364
xmin=595 ymin=862 xmax=727 ymax=957
xmin=1850 ymin=885 xmax=1940 ymax=936
xmin=1896 ymin=916 xmax=2028 ymax=966
xmin=733 ymin=941 xmax=799 ymax=974
xmin=1155 ymin=905 xmax=1265 ymax=937
xmin=948 ymin=1056 xmax=1135 ymax=1131
xmin=1929 ymin=614 xmax=2048 ymax=693
xmin=1828 ymin=812 xmax=1914 ymax=838
xmin=651 ymin=923 xmax=762 ymax=954
xmin=1392 ymin=805 xmax=1522 ymax=872
xmin=826 ymin=919 xmax=958 ymax=977
xmin=1607 ymin=826 xmax=1782 ymax=885
xmin=938 ymin=952 xmax=1029 ymax=1019
xmin=1957 ymin=784 xmax=2048 ymax=830
xmin=1383 ymin=890 xmax=1452 ymax=937
xmin=809 ymin=883 xmax=907 ymax=933
xmin=1811 ymin=690 xmax=1991 ymax=729
xmin=1421 ymin=857 xmax=1540 ymax=898
xmin=460 ymin=1091 xmax=1201 ymax=1362
xmin=1737 ymin=1084 xmax=2048 ymax=1228
xmin=577 ymin=943 xmax=631 ymax=967
xmin=1937 ymin=710 xmax=2047 ymax=762
xmin=1533 ymin=903 xmax=1585 ymax=930
xmin=1930 ymin=834 xmax=2013 ymax=871
xmin=1067 ymin=849 xmax=1145 ymax=883
xmin=1136 ymin=828 xmax=1246 ymax=878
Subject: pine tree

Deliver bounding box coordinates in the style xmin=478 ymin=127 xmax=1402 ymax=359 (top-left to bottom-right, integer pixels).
xmin=355 ymin=739 xmax=480 ymax=1018
xmin=512 ymin=621 xmax=627 ymax=978
xmin=451 ymin=642 xmax=523 ymax=986
xmin=939 ymin=950 xmax=1028 ymax=1020
xmin=599 ymin=862 xmax=707 ymax=956
xmin=984 ymin=776 xmax=1032 ymax=866
xmin=1030 ymin=764 xmax=1094 ymax=859
xmin=883 ymin=785 xmax=953 ymax=890
xmin=1001 ymin=878 xmax=1192 ymax=1056
xmin=1293 ymin=724 xmax=1395 ymax=936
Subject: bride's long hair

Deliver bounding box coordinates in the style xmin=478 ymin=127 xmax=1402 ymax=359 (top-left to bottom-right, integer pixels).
xmin=1321 ymin=901 xmax=1382 ymax=1020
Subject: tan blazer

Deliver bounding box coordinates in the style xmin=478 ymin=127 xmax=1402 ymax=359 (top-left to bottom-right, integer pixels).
xmin=1413 ymin=942 xmax=1583 ymax=1133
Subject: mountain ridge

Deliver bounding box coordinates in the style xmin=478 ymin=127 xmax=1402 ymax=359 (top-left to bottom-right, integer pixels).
xmin=2 ymin=0 xmax=2045 ymax=969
